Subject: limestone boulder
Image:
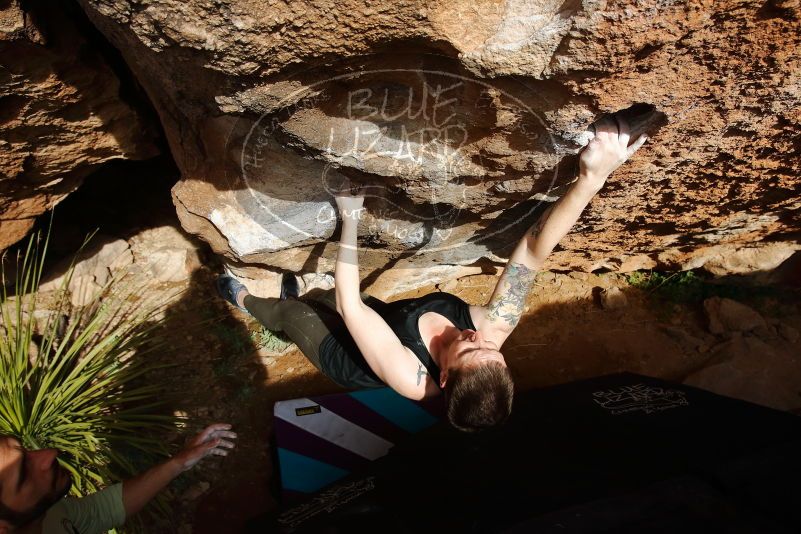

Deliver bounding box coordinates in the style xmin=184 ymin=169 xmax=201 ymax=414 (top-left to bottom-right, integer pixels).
xmin=128 ymin=225 xmax=202 ymax=283
xmin=40 ymin=236 xmax=134 ymax=306
xmin=75 ymin=0 xmax=801 ymax=294
xmin=703 ymin=297 xmax=768 ymax=335
xmin=598 ymin=286 xmax=628 ymax=310
xmin=684 ymin=334 xmax=801 ymax=411
xmin=0 ymin=0 xmax=158 ymax=251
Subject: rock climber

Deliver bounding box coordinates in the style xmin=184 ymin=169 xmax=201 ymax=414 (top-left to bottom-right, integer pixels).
xmin=216 ymin=116 xmax=647 ymax=432
xmin=0 ymin=424 xmax=236 ymax=533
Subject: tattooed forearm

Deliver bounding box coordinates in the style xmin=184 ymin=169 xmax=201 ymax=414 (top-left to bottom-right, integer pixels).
xmin=486 ymin=261 xmax=536 ymax=328
xmin=416 ymin=363 xmax=428 ymax=386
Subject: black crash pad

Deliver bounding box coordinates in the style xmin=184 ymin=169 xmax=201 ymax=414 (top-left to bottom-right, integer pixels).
xmin=258 ymin=373 xmax=801 ymax=534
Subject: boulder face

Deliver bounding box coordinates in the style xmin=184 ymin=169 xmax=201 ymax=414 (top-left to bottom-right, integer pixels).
xmin=0 ymin=0 xmax=158 ymax=251
xmin=76 ymin=0 xmax=800 ymax=294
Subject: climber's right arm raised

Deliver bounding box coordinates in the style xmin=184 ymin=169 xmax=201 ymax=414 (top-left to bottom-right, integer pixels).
xmin=333 ymin=181 xmax=439 ymax=400
xmin=474 ymin=117 xmax=648 ymax=347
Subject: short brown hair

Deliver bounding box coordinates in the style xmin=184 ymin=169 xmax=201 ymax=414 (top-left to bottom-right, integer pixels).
xmin=445 ymin=362 xmax=514 ymax=432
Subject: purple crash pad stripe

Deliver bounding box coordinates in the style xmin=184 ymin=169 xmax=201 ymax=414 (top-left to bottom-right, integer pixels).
xmin=273 ymin=417 xmax=370 ymax=473
xmin=311 ymin=393 xmax=409 ymax=443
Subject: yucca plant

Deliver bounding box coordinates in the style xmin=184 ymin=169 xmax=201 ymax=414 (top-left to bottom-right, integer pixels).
xmin=0 ymin=228 xmax=181 ymax=514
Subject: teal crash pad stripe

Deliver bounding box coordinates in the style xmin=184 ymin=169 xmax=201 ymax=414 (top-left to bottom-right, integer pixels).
xmin=348 ymin=388 xmax=438 ymax=434
xmin=277 ymin=448 xmax=349 ymax=493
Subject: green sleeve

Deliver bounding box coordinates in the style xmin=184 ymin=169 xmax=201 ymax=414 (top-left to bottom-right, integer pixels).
xmin=42 ymin=483 xmax=126 ymax=534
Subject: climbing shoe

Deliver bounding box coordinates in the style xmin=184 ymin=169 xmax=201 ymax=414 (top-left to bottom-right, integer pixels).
xmin=216 ymin=274 xmax=250 ymax=314
xmin=280 ymin=272 xmax=300 ymax=300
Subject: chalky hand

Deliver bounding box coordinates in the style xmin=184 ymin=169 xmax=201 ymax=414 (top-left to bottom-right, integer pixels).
xmin=578 ymin=116 xmax=647 ymax=191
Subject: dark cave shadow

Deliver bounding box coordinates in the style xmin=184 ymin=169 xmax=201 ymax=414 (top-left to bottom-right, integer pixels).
xmin=20 ymin=0 xmax=167 ymax=144
xmin=22 ymin=156 xmax=183 ymax=288
xmin=3 ymin=0 xmax=170 ymax=224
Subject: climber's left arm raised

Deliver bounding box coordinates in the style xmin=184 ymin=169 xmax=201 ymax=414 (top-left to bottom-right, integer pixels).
xmin=332 ymin=181 xmax=439 ymax=399
xmin=474 ymin=117 xmax=648 ymax=347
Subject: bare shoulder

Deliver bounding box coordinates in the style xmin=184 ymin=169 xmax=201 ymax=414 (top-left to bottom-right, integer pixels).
xmin=393 ymin=346 xmax=440 ymax=400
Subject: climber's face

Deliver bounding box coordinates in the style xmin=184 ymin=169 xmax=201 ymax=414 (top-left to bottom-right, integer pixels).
xmin=0 ymin=435 xmax=72 ymax=528
xmin=440 ymin=329 xmax=506 ymax=388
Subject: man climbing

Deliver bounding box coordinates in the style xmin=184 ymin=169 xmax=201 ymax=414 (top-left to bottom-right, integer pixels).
xmin=217 ymin=116 xmax=647 ymax=432
xmin=0 ymin=423 xmax=236 ymax=533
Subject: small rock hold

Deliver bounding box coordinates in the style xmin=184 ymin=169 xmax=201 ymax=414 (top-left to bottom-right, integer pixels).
xmin=778 ymin=324 xmax=799 ymax=343
xmin=661 ymin=325 xmax=704 ymax=352
xmin=599 ymin=286 xmax=628 ymax=310
xmin=703 ymin=297 xmax=767 ymax=335
xmin=753 ymin=324 xmax=777 ymax=340
xmin=147 ymin=247 xmax=197 ymax=282
xmin=569 ymin=271 xmax=589 ymax=281
xmin=538 ymin=272 xmax=556 ymax=283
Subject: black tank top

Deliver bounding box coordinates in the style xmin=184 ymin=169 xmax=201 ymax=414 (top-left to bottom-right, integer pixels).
xmin=318 ymin=292 xmax=477 ymax=389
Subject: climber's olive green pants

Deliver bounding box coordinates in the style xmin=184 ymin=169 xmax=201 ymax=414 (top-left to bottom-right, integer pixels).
xmin=243 ymin=289 xmax=384 ymax=371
